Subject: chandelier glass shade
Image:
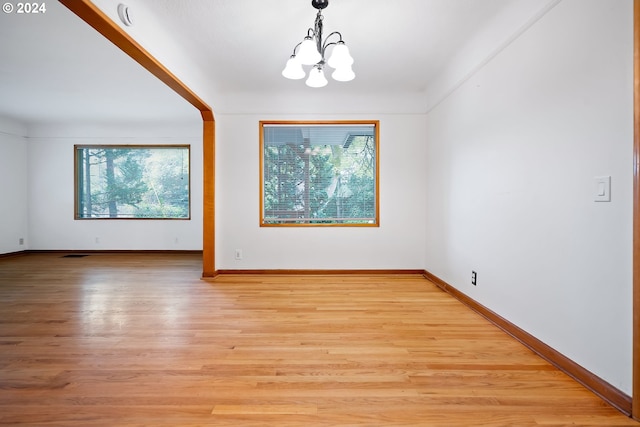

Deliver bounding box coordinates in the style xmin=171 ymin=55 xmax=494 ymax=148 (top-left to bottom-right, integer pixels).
xmin=282 ymin=0 xmax=355 ymax=88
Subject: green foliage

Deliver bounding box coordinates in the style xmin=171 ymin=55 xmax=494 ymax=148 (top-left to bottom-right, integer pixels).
xmin=263 ymin=134 xmax=376 ymax=224
xmin=77 ymin=146 xmax=189 ymax=219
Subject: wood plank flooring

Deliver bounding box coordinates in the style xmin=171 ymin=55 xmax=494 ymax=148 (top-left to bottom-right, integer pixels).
xmin=0 ymin=252 xmax=636 ymax=426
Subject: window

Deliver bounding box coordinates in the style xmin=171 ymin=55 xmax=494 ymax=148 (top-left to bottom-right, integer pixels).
xmin=260 ymin=121 xmax=379 ymax=226
xmin=75 ymin=145 xmax=190 ymax=219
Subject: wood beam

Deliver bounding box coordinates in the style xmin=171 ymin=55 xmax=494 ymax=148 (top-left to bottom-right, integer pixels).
xmin=633 ymin=0 xmax=640 ymax=420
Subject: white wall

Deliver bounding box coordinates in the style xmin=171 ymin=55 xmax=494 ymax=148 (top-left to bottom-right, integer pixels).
xmin=0 ymin=117 xmax=28 ymax=253
xmin=216 ymin=113 xmax=428 ymax=269
xmin=425 ymin=0 xmax=633 ymax=394
xmin=26 ymin=122 xmax=203 ymax=251
xmin=424 ymin=0 xmax=563 ymax=112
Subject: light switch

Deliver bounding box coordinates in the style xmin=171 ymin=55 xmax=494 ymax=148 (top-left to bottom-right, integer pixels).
xmin=594 ymin=176 xmax=611 ymax=202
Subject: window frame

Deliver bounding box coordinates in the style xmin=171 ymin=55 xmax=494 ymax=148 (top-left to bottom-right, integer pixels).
xmin=74 ymin=144 xmax=191 ymax=220
xmin=259 ymin=120 xmax=380 ymax=227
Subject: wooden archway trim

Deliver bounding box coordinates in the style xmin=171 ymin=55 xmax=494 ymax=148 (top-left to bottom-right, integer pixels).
xmin=58 ymin=0 xmax=216 ymax=277
xmin=633 ymin=0 xmax=640 ymax=420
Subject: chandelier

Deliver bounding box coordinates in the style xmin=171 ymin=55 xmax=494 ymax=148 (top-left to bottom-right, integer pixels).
xmin=281 ymin=0 xmax=355 ymax=88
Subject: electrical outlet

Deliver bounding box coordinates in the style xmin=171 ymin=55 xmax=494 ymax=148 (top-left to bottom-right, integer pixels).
xmin=471 ymin=271 xmax=477 ymax=286
xmin=235 ymin=249 xmax=243 ymax=260
xmin=18 ymin=238 xmax=24 ymax=245
xmin=95 ymin=237 xmax=100 ymax=244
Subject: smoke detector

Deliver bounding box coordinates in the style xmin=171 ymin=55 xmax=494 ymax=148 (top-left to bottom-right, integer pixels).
xmin=117 ymin=3 xmax=134 ymax=26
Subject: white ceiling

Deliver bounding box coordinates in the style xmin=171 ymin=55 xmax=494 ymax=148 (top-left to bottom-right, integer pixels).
xmin=0 ymin=0 xmax=198 ymax=125
xmin=0 ymin=0 xmax=547 ymax=126
xmin=141 ymin=0 xmax=513 ymax=94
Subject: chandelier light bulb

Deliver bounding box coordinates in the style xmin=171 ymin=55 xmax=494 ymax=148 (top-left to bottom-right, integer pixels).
xmin=297 ymin=36 xmax=322 ymax=65
xmin=282 ymin=55 xmax=305 ymax=80
xmin=327 ymin=42 xmax=353 ymax=69
xmin=331 ymin=64 xmax=355 ymax=82
xmin=306 ymin=66 xmax=328 ymax=88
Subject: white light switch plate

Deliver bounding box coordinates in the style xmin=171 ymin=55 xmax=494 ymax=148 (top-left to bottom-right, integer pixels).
xmin=594 ymin=176 xmax=611 ymax=202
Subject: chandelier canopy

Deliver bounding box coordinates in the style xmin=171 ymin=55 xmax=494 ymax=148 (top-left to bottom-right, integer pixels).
xmin=282 ymin=0 xmax=355 ymax=88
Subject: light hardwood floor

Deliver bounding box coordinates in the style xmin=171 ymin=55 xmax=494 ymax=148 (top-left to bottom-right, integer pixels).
xmin=0 ymin=253 xmax=636 ymax=426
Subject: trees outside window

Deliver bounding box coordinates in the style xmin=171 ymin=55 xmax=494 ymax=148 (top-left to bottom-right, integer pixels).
xmin=75 ymin=145 xmax=190 ymax=219
xmin=260 ymin=122 xmax=379 ymax=226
